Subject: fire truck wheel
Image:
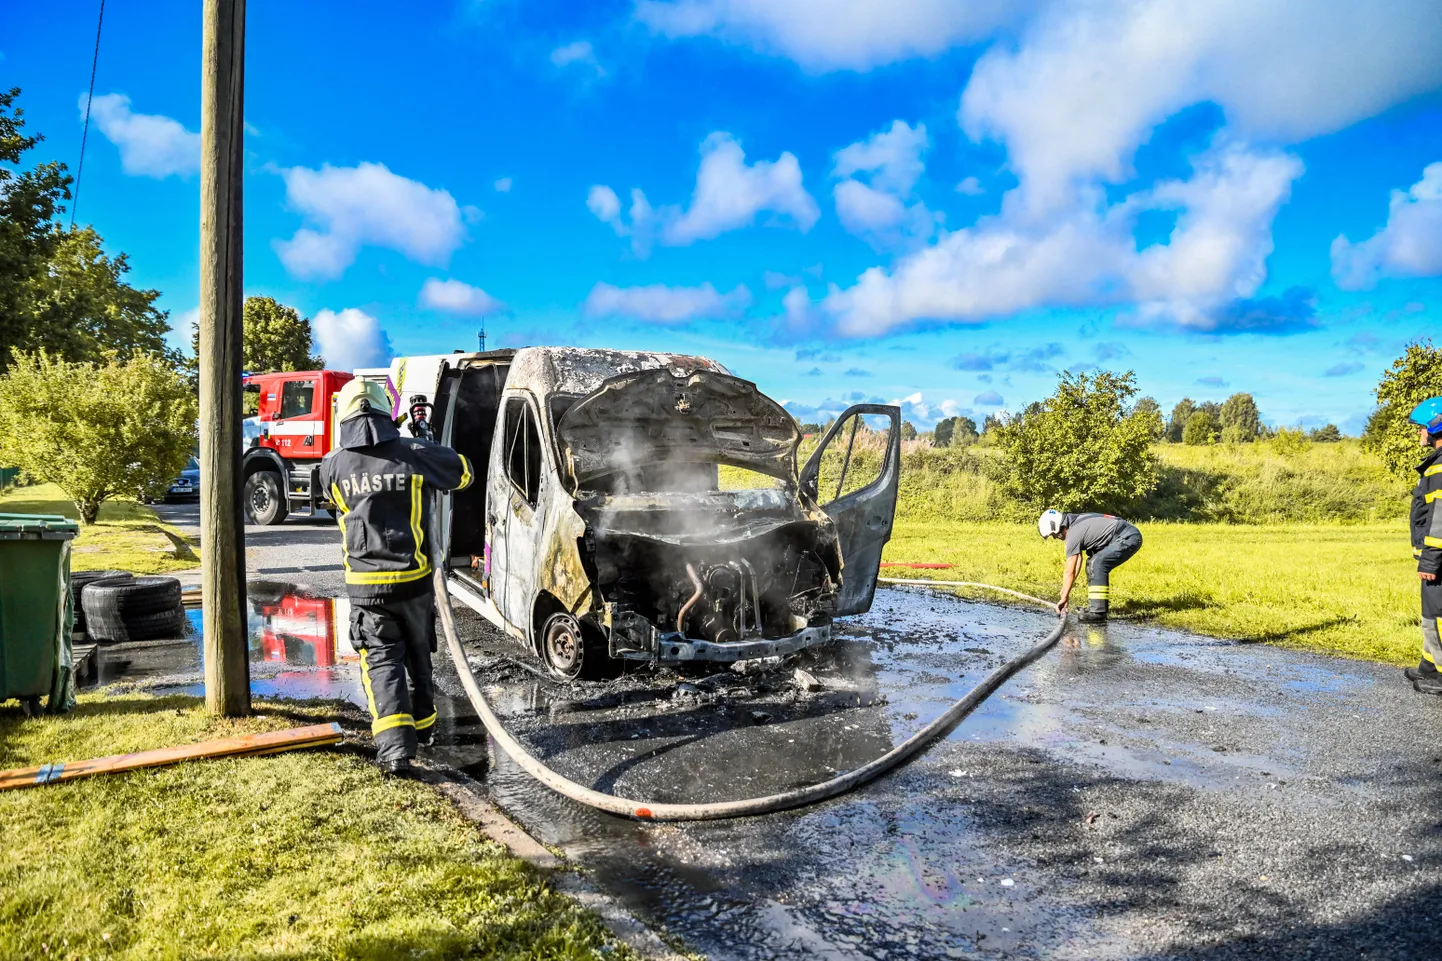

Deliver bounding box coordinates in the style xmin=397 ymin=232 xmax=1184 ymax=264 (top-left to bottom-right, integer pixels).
xmin=243 ymin=470 xmax=288 ymax=525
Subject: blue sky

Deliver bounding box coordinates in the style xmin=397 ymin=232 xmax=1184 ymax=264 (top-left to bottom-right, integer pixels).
xmin=4 ymin=0 xmax=1441 ymax=432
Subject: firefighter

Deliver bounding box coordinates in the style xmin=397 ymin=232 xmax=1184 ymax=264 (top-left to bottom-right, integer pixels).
xmin=1406 ymin=398 xmax=1442 ymax=696
xmin=319 ymin=378 xmax=473 ymax=775
xmin=1039 ymin=509 xmax=1143 ymax=622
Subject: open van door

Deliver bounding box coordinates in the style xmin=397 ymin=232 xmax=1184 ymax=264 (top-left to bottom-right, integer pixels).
xmin=799 ymin=404 xmax=901 ymax=616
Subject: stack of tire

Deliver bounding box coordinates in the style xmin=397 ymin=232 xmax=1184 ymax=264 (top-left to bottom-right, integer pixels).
xmin=77 ymin=572 xmax=188 ymax=642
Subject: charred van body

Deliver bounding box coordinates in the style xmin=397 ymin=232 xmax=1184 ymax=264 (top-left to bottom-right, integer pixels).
xmin=376 ymin=347 xmax=900 ymax=679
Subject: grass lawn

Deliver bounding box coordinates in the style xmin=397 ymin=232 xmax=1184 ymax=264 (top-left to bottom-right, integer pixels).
xmin=884 ymin=520 xmax=1419 ymax=665
xmin=0 ymin=484 xmax=198 ymax=574
xmin=0 ymin=694 xmax=628 ymax=960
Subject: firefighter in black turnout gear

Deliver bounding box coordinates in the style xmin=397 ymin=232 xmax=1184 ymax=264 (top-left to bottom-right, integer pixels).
xmin=320 ymin=379 xmax=473 ymax=775
xmin=1405 ymin=397 xmax=1442 ymax=696
xmin=1039 ymin=509 xmax=1143 ymax=623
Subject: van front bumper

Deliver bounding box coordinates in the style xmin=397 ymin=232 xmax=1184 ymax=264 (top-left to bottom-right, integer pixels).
xmin=616 ymin=622 xmax=833 ymax=663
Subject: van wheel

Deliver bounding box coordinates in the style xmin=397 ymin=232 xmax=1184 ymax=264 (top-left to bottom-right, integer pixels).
xmin=539 ymin=612 xmax=611 ymax=680
xmin=243 ymin=471 xmax=288 ymax=525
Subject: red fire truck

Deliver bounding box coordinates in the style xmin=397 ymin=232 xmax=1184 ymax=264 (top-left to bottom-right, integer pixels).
xmin=241 ymin=369 xmax=356 ymax=524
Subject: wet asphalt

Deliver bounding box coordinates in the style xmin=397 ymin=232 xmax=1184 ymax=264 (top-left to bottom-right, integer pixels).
xmin=129 ymin=507 xmax=1442 ymax=959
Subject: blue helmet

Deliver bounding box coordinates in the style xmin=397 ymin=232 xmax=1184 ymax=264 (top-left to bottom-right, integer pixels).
xmin=1409 ymin=398 xmax=1442 ymax=435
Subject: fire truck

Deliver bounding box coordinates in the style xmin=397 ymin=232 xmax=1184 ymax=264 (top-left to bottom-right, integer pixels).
xmin=240 ymin=369 xmax=358 ymax=524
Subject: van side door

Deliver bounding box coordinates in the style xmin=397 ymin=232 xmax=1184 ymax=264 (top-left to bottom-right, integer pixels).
xmin=798 ymin=404 xmax=902 ymax=616
xmin=494 ymin=395 xmax=547 ymax=633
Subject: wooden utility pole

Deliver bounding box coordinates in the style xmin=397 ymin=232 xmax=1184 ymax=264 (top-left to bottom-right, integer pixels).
xmin=198 ymin=0 xmax=250 ymax=716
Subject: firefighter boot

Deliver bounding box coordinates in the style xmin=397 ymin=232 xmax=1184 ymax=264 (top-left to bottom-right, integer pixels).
xmin=1077 ymin=609 xmax=1108 ymax=624
xmin=1404 ymin=659 xmax=1440 ymax=682
xmin=1414 ymin=673 xmax=1442 ymax=696
xmin=380 ymin=758 xmax=414 ymax=777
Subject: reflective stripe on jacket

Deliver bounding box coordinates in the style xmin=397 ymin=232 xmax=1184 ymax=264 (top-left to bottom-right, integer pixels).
xmin=1412 ymin=447 xmax=1442 ymax=575
xmin=319 ymin=411 xmax=472 ymax=601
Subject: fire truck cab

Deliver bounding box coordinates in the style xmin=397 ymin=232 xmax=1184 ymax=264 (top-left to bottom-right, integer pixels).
xmin=241 ymin=369 xmax=355 ymax=524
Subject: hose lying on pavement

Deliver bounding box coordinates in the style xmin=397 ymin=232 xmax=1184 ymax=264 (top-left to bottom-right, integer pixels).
xmin=434 ymin=569 xmax=1065 ymax=821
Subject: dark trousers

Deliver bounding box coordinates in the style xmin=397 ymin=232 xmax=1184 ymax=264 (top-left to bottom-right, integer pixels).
xmin=351 ymin=593 xmax=437 ymax=763
xmin=1086 ymin=525 xmax=1143 ymax=613
xmin=1422 ymin=579 xmax=1442 ymax=668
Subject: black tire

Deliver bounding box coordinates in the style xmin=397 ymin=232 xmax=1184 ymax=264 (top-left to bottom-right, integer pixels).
xmin=538 ymin=612 xmax=611 ymax=681
xmin=82 ymin=575 xmax=185 ymax=642
xmin=121 ymin=609 xmax=191 ymax=641
xmin=243 ymin=470 xmax=288 ymax=525
xmin=70 ymin=570 xmax=130 ymax=636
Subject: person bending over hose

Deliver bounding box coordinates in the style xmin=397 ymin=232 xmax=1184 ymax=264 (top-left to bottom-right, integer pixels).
xmin=1038 ymin=510 xmax=1143 ymax=623
xmin=319 ymin=378 xmax=473 ymax=776
xmin=1405 ymin=397 xmax=1442 ymax=697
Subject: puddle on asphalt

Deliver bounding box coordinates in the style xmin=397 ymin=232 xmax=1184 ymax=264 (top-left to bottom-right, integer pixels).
xmin=86 ymin=582 xmax=1397 ymax=960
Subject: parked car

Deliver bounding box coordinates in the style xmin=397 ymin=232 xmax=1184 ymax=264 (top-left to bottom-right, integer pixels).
xmin=379 ymin=347 xmax=902 ymax=679
xmin=164 ymin=456 xmax=200 ymax=501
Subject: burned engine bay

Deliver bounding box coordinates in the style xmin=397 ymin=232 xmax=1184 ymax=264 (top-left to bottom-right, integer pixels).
xmin=576 ymin=490 xmax=843 ymax=662
xmin=556 ymin=368 xmax=844 ymax=663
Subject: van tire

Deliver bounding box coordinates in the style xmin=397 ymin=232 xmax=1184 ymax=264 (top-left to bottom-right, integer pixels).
xmin=244 ymin=470 xmax=288 ymax=525
xmin=539 ymin=611 xmax=611 ymax=681
xmin=70 ymin=570 xmax=129 ymax=636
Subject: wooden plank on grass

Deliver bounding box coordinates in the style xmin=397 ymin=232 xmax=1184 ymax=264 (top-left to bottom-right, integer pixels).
xmin=0 ymin=722 xmax=343 ymax=791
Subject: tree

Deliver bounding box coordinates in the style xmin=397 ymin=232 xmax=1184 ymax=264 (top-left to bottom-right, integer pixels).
xmin=0 ymin=350 xmax=197 ymax=524
xmin=1167 ymin=398 xmax=1196 ymax=442
xmin=1183 ymin=409 xmax=1218 ymax=445
xmin=1219 ymin=392 xmax=1262 ymax=443
xmin=22 ymin=226 xmax=174 ymax=364
xmin=798 ymin=422 xmax=821 ymax=436
xmin=991 ymin=370 xmax=1159 ymax=512
xmin=1364 ymin=340 xmax=1442 ymax=478
xmin=0 ymin=88 xmax=70 ymax=369
xmin=900 ymin=420 xmax=918 ymax=441
xmin=1310 ymin=424 xmax=1342 ymax=442
xmin=953 ymin=416 xmax=979 ymax=446
xmin=933 ymin=416 xmax=955 ymax=447
xmin=1134 ymin=396 xmax=1166 ymax=440
xmin=187 ymin=295 xmax=322 ymax=377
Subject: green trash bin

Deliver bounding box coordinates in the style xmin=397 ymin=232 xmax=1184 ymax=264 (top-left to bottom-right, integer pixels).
xmin=0 ymin=513 xmax=80 ymax=716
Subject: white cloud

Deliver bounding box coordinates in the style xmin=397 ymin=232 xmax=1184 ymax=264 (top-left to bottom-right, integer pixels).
xmin=960 ymin=0 xmax=1442 ymax=213
xmin=664 ymin=133 xmax=819 ymax=244
xmin=1331 ymin=162 xmax=1442 ymax=290
xmin=493 ymin=177 xmax=513 ymax=192
xmin=551 ymin=40 xmax=606 ymax=76
xmin=582 ymin=281 xmax=752 ymax=324
xmin=634 ymin=0 xmax=1030 ymax=71
xmin=272 ymin=162 xmax=467 ymax=280
xmin=832 ymin=121 xmax=938 ymax=249
xmin=587 ymin=185 xmax=622 ymax=226
xmin=84 ymin=92 xmax=199 ymax=178
xmin=419 ymin=278 xmax=503 ymax=315
xmin=824 ymin=140 xmax=1303 ymax=335
xmin=313 ymin=308 xmax=394 ymax=372
xmin=834 ymin=119 xmax=929 ymax=194
xmin=589 ymin=133 xmax=818 ymax=255
xmin=955 ymin=176 xmax=984 ymax=196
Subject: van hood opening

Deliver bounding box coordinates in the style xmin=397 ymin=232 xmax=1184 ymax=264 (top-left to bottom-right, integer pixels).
xmin=556 ymin=369 xmax=799 ymax=490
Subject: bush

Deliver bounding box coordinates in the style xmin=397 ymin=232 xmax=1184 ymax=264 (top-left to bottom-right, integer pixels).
xmin=1364 ymin=340 xmax=1442 ymax=478
xmin=0 ymin=350 xmax=197 ymax=523
xmin=990 ymin=370 xmax=1159 ymax=512
xmin=1183 ymin=409 xmax=1218 ymax=445
xmin=1269 ymin=427 xmax=1311 ymax=457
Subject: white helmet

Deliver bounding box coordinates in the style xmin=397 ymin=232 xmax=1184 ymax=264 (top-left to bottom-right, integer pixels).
xmin=1037 ymin=509 xmax=1063 ymax=539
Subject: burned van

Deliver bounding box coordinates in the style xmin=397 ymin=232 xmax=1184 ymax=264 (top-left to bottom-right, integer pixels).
xmin=382 ymin=347 xmax=900 ymax=678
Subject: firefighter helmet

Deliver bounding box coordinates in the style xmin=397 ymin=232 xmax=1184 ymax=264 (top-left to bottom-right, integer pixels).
xmin=1037 ymin=509 xmax=1064 ymax=539
xmin=335 ymin=377 xmax=392 ymax=423
xmin=1409 ymin=397 xmax=1442 ymax=437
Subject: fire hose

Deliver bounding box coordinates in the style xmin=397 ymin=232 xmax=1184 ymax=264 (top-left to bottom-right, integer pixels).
xmin=435 ymin=568 xmax=1065 ymax=821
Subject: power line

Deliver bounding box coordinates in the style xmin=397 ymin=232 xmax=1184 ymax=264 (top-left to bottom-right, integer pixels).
xmin=70 ymin=0 xmax=106 ymax=230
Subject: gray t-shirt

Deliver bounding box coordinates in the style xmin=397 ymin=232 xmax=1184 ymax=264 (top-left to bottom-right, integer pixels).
xmin=1063 ymin=513 xmax=1123 ymax=557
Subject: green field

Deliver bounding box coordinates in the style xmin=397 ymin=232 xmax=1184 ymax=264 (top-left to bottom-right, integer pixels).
xmin=0 ymin=695 xmax=628 ymax=960
xmin=0 ymin=483 xmax=198 ymax=574
xmin=883 ymin=520 xmax=1419 ymax=665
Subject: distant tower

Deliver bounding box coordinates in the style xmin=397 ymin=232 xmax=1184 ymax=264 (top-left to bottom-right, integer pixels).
xmin=477 ymin=317 xmax=487 ymax=353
